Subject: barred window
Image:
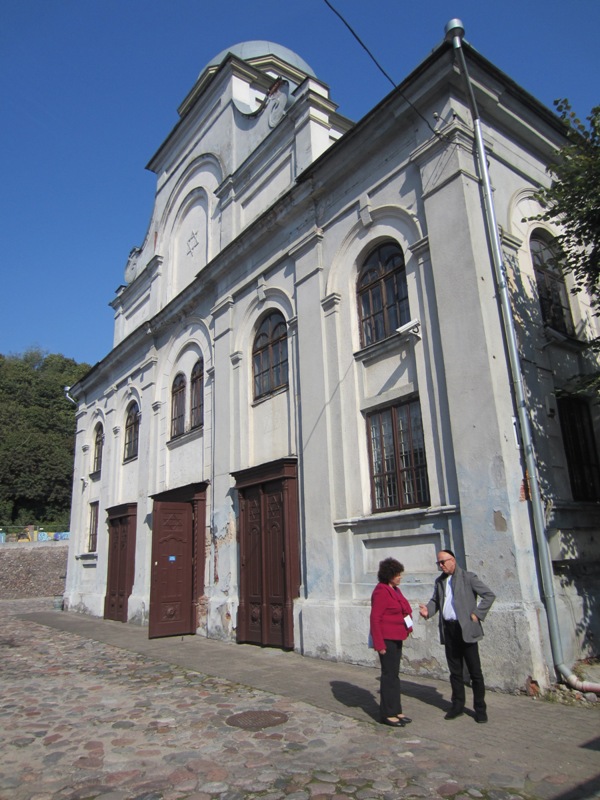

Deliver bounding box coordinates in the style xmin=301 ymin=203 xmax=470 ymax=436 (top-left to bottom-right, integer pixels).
xmin=367 ymin=399 xmax=430 ymax=511
xmin=253 ymin=311 xmax=288 ymax=400
xmin=92 ymin=423 xmax=104 ymax=474
xmin=358 ymin=241 xmax=409 ymax=347
xmin=171 ymin=373 xmax=186 ymax=438
xmin=530 ymin=232 xmax=574 ymax=336
xmin=88 ymin=502 xmax=99 ymax=553
xmin=558 ymin=397 xmax=600 ymax=501
xmin=190 ymin=359 xmax=204 ymax=430
xmin=124 ymin=401 xmax=140 ymax=461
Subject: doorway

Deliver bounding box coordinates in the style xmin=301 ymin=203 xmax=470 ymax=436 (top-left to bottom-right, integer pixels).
xmin=149 ymin=483 xmax=207 ymax=638
xmin=233 ymin=458 xmax=300 ymax=649
xmin=104 ymin=503 xmax=137 ymax=622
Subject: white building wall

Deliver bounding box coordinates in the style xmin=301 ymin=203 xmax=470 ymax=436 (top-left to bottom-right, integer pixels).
xmin=66 ymin=41 xmax=600 ymax=692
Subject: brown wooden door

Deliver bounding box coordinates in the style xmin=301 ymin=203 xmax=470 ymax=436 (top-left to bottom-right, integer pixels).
xmin=149 ymin=501 xmax=195 ymax=638
xmin=235 ymin=458 xmax=300 ymax=649
xmin=104 ymin=504 xmax=137 ymax=622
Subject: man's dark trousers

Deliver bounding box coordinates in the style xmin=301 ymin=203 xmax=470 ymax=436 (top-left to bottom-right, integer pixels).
xmin=443 ymin=620 xmax=486 ymax=712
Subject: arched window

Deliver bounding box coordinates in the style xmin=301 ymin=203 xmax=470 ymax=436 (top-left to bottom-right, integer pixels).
xmin=171 ymin=373 xmax=186 ymax=438
xmin=530 ymin=231 xmax=574 ymax=336
xmin=92 ymin=423 xmax=104 ymax=474
xmin=190 ymin=359 xmax=204 ymax=429
xmin=253 ymin=311 xmax=289 ymax=400
xmin=357 ymin=241 xmax=409 ymax=347
xmin=124 ymin=401 xmax=140 ymax=461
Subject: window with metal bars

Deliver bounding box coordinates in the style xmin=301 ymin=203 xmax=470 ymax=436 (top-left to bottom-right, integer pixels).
xmin=367 ymin=398 xmax=430 ymax=512
xmin=124 ymin=401 xmax=140 ymax=461
xmin=530 ymin=232 xmax=575 ymax=336
xmin=252 ymin=311 xmax=288 ymax=400
xmin=557 ymin=397 xmax=600 ymax=501
xmin=170 ymin=373 xmax=186 ymax=438
xmin=357 ymin=241 xmax=409 ymax=347
xmin=88 ymin=501 xmax=99 ymax=552
xmin=190 ymin=359 xmax=204 ymax=429
xmin=92 ymin=423 xmax=104 ymax=474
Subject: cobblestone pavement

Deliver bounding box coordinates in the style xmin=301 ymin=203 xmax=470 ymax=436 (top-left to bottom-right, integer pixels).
xmin=1 ymin=599 xmax=598 ymax=800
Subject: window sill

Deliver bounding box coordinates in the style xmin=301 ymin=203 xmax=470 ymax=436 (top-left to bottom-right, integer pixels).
xmin=333 ymin=504 xmax=459 ymax=531
xmin=354 ymin=330 xmax=414 ymax=365
xmin=123 ymin=455 xmax=138 ymax=464
xmin=167 ymin=425 xmax=203 ymax=449
xmin=75 ymin=552 xmax=98 ymax=568
xmin=542 ymin=327 xmax=587 ymax=352
xmin=89 ymin=470 xmax=101 ymax=482
xmin=252 ymin=386 xmax=288 ymax=407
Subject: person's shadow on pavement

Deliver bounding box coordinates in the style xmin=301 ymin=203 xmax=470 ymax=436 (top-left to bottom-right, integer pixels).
xmin=330 ymin=680 xmax=380 ymax=721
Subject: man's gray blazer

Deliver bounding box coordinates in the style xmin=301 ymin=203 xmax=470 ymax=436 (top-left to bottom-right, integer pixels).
xmin=426 ymin=565 xmax=495 ymax=644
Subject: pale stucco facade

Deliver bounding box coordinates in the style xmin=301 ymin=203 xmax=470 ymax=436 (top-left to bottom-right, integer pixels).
xmin=65 ymin=38 xmax=600 ymax=691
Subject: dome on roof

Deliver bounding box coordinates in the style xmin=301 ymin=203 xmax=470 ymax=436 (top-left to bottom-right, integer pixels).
xmin=201 ymin=41 xmax=316 ymax=79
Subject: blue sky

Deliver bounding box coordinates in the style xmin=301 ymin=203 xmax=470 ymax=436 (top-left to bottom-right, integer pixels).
xmin=2 ymin=0 xmax=598 ymax=366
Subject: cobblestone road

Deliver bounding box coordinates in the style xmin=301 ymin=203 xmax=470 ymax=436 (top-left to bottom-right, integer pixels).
xmin=1 ymin=599 xmax=598 ymax=800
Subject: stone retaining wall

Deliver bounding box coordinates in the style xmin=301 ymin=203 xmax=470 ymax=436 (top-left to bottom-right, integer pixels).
xmin=0 ymin=542 xmax=69 ymax=598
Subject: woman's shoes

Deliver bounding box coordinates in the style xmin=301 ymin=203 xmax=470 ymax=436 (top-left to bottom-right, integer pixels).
xmin=381 ymin=716 xmax=404 ymax=727
xmin=397 ymin=715 xmax=412 ymax=724
xmin=381 ymin=716 xmax=409 ymax=727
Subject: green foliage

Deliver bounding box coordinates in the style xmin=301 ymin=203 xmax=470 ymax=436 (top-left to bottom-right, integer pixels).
xmin=534 ymin=100 xmax=600 ymax=312
xmin=0 ymin=349 xmax=90 ymax=528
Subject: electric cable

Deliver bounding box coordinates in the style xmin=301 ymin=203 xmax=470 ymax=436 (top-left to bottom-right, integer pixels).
xmin=322 ymin=0 xmax=445 ymax=138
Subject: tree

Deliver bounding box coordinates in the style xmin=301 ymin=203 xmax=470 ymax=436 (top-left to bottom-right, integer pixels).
xmin=0 ymin=349 xmax=90 ymax=529
xmin=534 ymin=100 xmax=600 ymax=314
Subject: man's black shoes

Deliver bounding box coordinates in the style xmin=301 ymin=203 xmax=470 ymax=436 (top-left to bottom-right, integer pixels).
xmin=444 ymin=706 xmax=464 ymax=720
xmin=475 ymin=711 xmax=488 ymax=723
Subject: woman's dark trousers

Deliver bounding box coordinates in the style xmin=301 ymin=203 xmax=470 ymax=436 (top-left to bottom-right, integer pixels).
xmin=378 ymin=639 xmax=403 ymax=718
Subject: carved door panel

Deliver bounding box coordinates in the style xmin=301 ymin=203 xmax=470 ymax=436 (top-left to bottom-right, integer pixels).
xmin=242 ymin=486 xmax=264 ymax=645
xmin=236 ymin=459 xmax=299 ymax=649
xmin=104 ymin=504 xmax=137 ymax=622
xmin=263 ymin=482 xmax=286 ymax=647
xmin=149 ymin=501 xmax=194 ymax=638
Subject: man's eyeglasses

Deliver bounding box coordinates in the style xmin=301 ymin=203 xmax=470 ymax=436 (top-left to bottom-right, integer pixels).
xmin=436 ymin=558 xmax=453 ymax=566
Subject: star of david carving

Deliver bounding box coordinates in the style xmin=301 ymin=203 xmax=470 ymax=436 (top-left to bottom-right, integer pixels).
xmin=186 ymin=231 xmax=199 ymax=257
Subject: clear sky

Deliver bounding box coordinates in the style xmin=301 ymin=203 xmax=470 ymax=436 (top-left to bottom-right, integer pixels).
xmin=2 ymin=0 xmax=598 ymax=366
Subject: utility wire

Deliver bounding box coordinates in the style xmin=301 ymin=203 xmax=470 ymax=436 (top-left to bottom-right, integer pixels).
xmin=322 ymin=0 xmax=443 ymax=138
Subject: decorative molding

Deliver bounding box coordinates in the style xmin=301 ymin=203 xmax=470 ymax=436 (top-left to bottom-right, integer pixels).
xmin=358 ymin=193 xmax=373 ymax=228
xmin=230 ymin=350 xmax=243 ymax=367
xmin=321 ymin=293 xmax=341 ymax=315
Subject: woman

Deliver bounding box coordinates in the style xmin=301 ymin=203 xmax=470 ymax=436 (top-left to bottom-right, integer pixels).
xmin=370 ymin=557 xmax=413 ymax=727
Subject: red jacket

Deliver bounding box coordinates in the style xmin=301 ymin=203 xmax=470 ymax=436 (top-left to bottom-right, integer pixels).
xmin=370 ymin=582 xmax=413 ymax=651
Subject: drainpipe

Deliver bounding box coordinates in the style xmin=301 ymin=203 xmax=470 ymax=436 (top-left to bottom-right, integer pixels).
xmin=444 ymin=20 xmax=600 ymax=695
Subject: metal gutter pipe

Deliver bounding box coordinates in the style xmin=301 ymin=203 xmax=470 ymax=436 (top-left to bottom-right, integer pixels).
xmin=444 ymin=19 xmax=600 ymax=694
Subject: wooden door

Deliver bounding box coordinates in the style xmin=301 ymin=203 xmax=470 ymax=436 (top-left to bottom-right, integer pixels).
xmin=104 ymin=504 xmax=137 ymax=622
xmin=149 ymin=501 xmax=194 ymax=638
xmin=235 ymin=458 xmax=299 ymax=649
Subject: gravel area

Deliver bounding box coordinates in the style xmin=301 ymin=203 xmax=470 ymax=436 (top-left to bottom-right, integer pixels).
xmin=0 ymin=543 xmax=68 ymax=598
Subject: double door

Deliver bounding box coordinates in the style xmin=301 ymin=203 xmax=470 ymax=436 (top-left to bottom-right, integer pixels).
xmin=104 ymin=503 xmax=137 ymax=622
xmin=234 ymin=458 xmax=300 ymax=649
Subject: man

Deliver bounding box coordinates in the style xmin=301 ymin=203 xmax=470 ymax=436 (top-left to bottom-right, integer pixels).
xmin=419 ymin=549 xmax=495 ymax=723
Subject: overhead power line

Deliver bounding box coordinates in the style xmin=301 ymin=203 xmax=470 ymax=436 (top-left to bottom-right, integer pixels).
xmin=322 ymin=0 xmax=443 ymax=138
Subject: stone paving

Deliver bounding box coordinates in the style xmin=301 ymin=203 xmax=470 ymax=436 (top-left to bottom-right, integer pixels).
xmin=0 ymin=598 xmax=599 ymax=800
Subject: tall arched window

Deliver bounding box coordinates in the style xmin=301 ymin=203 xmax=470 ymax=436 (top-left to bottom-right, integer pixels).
xmin=530 ymin=231 xmax=574 ymax=336
xmin=190 ymin=359 xmax=204 ymax=429
xmin=171 ymin=373 xmax=186 ymax=438
xmin=92 ymin=423 xmax=104 ymax=474
xmin=357 ymin=241 xmax=409 ymax=347
xmin=124 ymin=401 xmax=140 ymax=461
xmin=253 ymin=311 xmax=288 ymax=400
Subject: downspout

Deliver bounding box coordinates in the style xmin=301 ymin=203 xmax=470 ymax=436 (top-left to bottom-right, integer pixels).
xmin=444 ymin=20 xmax=600 ymax=694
